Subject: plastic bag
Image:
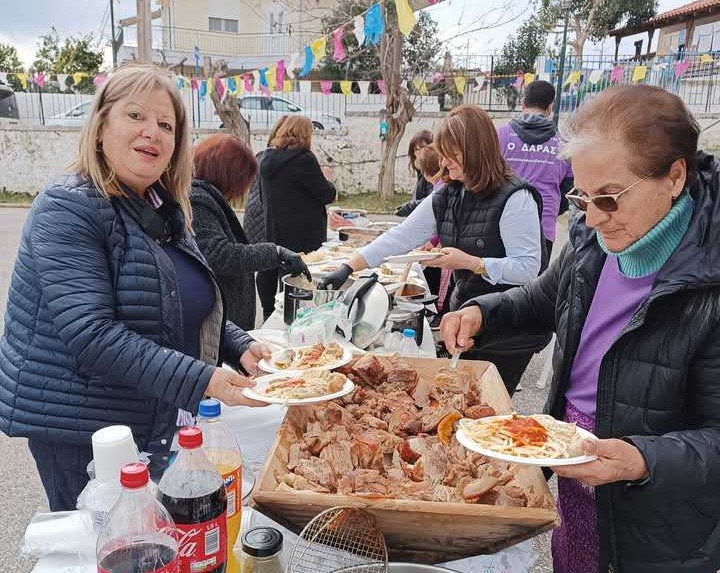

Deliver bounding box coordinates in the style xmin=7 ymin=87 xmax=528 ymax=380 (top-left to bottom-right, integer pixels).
xmin=21 ymin=510 xmax=97 ymax=559
xmin=440 ymin=539 xmax=537 ymax=573
xmin=288 ymin=300 xmax=352 ymax=346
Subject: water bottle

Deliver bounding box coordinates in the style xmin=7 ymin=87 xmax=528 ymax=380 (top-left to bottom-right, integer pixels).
xmin=398 ymin=328 xmax=420 ymax=357
xmin=97 ymin=463 xmax=179 ymax=573
xmin=197 ymin=399 xmax=244 ymax=573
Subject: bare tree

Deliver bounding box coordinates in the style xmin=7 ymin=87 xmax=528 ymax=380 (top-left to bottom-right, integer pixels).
xmin=378 ymin=3 xmax=416 ymax=200
xmin=204 ymin=57 xmax=251 ymax=143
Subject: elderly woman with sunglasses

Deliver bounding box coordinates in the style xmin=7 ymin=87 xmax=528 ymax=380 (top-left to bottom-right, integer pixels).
xmin=441 ymin=85 xmax=720 ymax=573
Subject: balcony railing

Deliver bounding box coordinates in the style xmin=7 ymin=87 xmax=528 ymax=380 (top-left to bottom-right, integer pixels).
xmin=120 ymin=25 xmax=316 ymax=59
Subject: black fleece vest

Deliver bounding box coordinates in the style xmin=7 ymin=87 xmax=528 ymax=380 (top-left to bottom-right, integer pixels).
xmin=432 ymin=178 xmax=546 ymax=310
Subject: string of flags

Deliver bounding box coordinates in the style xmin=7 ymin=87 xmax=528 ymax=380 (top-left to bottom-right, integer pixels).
xmin=0 ymin=70 xmax=110 ymax=90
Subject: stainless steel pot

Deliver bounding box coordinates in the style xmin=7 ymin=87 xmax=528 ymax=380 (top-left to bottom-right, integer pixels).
xmin=281 ymin=274 xmax=345 ymax=325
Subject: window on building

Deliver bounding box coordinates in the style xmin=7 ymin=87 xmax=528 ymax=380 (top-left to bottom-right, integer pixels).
xmin=209 ymin=17 xmax=239 ymax=34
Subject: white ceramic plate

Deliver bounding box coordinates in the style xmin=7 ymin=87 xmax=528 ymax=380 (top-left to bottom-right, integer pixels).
xmin=243 ymin=371 xmax=355 ymax=405
xmin=384 ymin=251 xmax=443 ymax=264
xmin=247 ymin=328 xmax=288 ymax=350
xmin=258 ymin=344 xmax=354 ymax=374
xmin=455 ymin=418 xmax=598 ymax=467
xmin=350 ymin=268 xmax=419 ymax=284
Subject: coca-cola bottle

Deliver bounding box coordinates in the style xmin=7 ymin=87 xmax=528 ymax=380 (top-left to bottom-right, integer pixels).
xmin=97 ymin=462 xmax=179 ymax=573
xmin=158 ymin=426 xmax=228 ymax=573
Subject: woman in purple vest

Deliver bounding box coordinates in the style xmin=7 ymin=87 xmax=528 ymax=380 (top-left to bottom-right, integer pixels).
xmin=441 ymin=85 xmax=720 ymax=572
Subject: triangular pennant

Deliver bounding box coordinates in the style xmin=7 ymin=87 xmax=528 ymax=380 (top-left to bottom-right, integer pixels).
xmin=340 ymin=80 xmax=353 ymax=96
xmin=311 ymin=37 xmax=327 ymax=62
xmin=227 ymin=76 xmax=237 ymax=95
xmin=176 ymin=75 xmax=186 ymax=90
xmin=320 ymin=80 xmax=333 ymax=95
xmin=674 ymin=60 xmax=690 ymax=79
xmin=93 ymin=74 xmax=108 ymax=87
xmin=364 ymin=4 xmax=385 ymax=46
xmin=332 ymin=27 xmax=347 ymax=62
xmin=283 ymin=79 xmax=294 ymax=93
xmin=288 ymin=52 xmax=300 ymax=79
xmin=243 ymin=74 xmax=253 ymax=92
xmin=199 ymin=79 xmax=207 ymax=98
xmin=300 ymin=46 xmax=314 ymax=78
xmin=15 ymin=72 xmax=28 ymax=90
xmin=610 ymin=65 xmax=624 ymax=83
xmin=33 ymin=72 xmax=46 ymax=88
xmin=266 ymin=65 xmax=277 ymax=92
xmin=56 ymin=73 xmax=68 ymax=91
xmin=354 ymin=15 xmax=366 ymax=46
xmin=413 ymin=77 xmax=428 ymax=95
xmin=214 ymin=77 xmax=225 ymax=99
xmin=358 ymin=80 xmax=370 ymax=99
xmin=252 ymin=70 xmax=260 ymax=91
xmin=396 ymin=0 xmax=417 ymax=36
xmin=513 ymin=74 xmax=524 ymax=90
xmin=276 ymin=60 xmax=286 ymax=89
xmin=377 ymin=79 xmax=386 ymax=94
xmin=0 ymin=72 xmax=7 ymax=85
xmin=524 ymin=72 xmax=535 ymax=87
xmin=191 ymin=78 xmax=199 ymax=91
xmin=472 ymin=76 xmax=485 ymax=92
xmin=631 ymin=65 xmax=647 ymax=83
xmin=454 ymin=76 xmax=466 ymax=94
xmin=700 ymin=53 xmax=714 ymax=64
xmin=72 ymin=72 xmax=84 ymax=86
xmin=207 ymin=76 xmax=214 ymax=94
xmin=588 ymin=69 xmax=604 ymax=85
xmin=259 ymin=67 xmax=268 ymax=88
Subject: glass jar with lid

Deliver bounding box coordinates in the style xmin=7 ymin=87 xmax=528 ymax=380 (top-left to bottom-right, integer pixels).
xmin=239 ymin=527 xmax=283 ymax=573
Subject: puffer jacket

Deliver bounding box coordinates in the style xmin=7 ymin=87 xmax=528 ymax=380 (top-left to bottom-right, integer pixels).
xmin=470 ymin=151 xmax=720 ymax=572
xmin=0 ymin=174 xmax=253 ymax=455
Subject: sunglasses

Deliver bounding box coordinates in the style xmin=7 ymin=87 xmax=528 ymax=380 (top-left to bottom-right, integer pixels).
xmin=565 ymin=175 xmax=650 ymax=213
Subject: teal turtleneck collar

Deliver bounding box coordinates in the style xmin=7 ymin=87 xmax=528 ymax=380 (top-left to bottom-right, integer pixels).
xmin=596 ymin=192 xmax=694 ymax=278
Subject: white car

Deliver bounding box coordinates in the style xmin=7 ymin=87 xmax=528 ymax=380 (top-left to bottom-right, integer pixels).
xmin=45 ymin=101 xmax=92 ymax=126
xmin=234 ymin=95 xmax=345 ymax=133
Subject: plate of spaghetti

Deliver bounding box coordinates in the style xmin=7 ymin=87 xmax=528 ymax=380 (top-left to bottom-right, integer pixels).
xmin=259 ymin=342 xmax=352 ymax=373
xmin=456 ymin=413 xmax=598 ymax=467
xmin=244 ymin=370 xmax=354 ymax=405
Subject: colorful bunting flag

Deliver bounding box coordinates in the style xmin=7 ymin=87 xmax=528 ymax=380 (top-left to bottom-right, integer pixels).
xmin=354 ymin=15 xmax=366 ymax=46
xmin=207 ymin=76 xmax=213 ymax=94
xmin=472 ymin=76 xmax=485 ymax=92
xmin=259 ymin=68 xmax=268 ymax=87
xmin=56 ymin=73 xmax=68 ymax=91
xmin=93 ymin=74 xmax=108 ymax=87
xmin=266 ymin=65 xmax=277 ymax=92
xmin=191 ymin=78 xmax=199 ymax=91
xmin=214 ymin=77 xmax=225 ymax=99
xmin=631 ymin=65 xmax=647 ymax=83
xmin=320 ymin=80 xmax=333 ymax=94
xmin=288 ymin=52 xmax=300 ymax=79
xmin=396 ymin=0 xmax=417 ymax=36
xmin=564 ymin=70 xmax=581 ymax=86
xmin=199 ymin=80 xmax=207 ymax=98
xmin=276 ymin=60 xmax=286 ymax=88
xmin=610 ymin=65 xmax=624 ymax=83
xmin=377 ymin=79 xmax=386 ymax=94
xmin=588 ymin=69 xmax=604 ymax=85
xmin=454 ymin=76 xmax=466 ymax=94
xmin=333 ymin=27 xmax=347 ymax=62
xmin=311 ymin=37 xmax=327 ymax=62
xmin=524 ymin=72 xmax=535 ymax=87
xmin=72 ymin=72 xmax=84 ymax=86
xmin=243 ymin=74 xmax=253 ymax=92
xmin=674 ymin=60 xmax=690 ymax=78
xmin=700 ymin=53 xmax=714 ymax=64
xmin=252 ymin=70 xmax=261 ymax=90
xmin=357 ymin=80 xmax=370 ymax=99
xmin=364 ymin=3 xmax=385 ymax=46
xmin=413 ymin=77 xmax=428 ymax=95
xmin=227 ymin=76 xmax=238 ymax=95
xmin=283 ymin=80 xmax=293 ymax=93
xmin=176 ymin=76 xmax=185 ymax=90
xmin=300 ymin=46 xmax=314 ymax=78
xmin=16 ymin=72 xmax=28 ymax=90
xmin=32 ymin=72 xmax=46 ymax=88
xmin=0 ymin=72 xmax=7 ymax=85
xmin=340 ymin=80 xmax=353 ymax=96
xmin=513 ymin=74 xmax=524 ymax=91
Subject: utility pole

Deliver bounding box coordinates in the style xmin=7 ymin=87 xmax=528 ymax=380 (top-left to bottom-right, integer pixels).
xmin=553 ymin=9 xmax=569 ymax=128
xmin=109 ymin=0 xmax=117 ymax=68
xmin=136 ymin=0 xmax=152 ymax=63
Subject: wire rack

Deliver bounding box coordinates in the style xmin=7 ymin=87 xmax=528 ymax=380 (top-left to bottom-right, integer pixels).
xmin=286 ymin=507 xmax=388 ymax=573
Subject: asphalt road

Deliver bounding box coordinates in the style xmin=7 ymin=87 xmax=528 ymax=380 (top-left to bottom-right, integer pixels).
xmin=0 ymin=207 xmax=566 ymax=573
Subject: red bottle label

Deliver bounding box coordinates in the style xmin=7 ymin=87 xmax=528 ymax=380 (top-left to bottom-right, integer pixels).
xmin=174 ymin=515 xmax=227 ymax=573
xmin=98 ymin=558 xmax=179 ymax=573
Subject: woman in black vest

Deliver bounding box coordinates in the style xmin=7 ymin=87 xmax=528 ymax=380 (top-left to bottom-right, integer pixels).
xmin=321 ymin=105 xmax=548 ymax=393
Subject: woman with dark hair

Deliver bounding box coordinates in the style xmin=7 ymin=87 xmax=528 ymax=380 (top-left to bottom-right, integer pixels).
xmin=441 ymin=85 xmax=720 ymax=572
xmin=259 ymin=115 xmax=337 ymax=316
xmin=321 ymin=105 xmax=548 ymax=392
xmin=395 ymin=129 xmax=434 ymax=217
xmin=191 ymin=133 xmax=309 ymax=330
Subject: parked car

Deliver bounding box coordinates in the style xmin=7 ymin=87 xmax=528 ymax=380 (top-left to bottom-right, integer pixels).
xmin=232 ymin=95 xmax=345 ymax=132
xmin=0 ymin=84 xmax=19 ymax=120
xmin=45 ymin=100 xmax=92 ymax=126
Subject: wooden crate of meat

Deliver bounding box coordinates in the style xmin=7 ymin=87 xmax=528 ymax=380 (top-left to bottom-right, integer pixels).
xmin=251 ymin=355 xmax=558 ymax=564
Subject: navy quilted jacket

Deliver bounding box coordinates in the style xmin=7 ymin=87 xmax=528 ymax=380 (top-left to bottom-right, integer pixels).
xmin=0 ymin=174 xmax=253 ymax=454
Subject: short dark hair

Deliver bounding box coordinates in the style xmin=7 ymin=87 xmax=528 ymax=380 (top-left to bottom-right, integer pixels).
xmin=524 ymin=81 xmax=555 ymax=110
xmin=193 ymin=134 xmax=258 ymax=201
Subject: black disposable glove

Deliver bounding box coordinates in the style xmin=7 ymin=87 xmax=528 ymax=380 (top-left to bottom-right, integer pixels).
xmin=318 ymin=263 xmax=353 ymax=290
xmin=277 ymin=246 xmax=311 ymax=281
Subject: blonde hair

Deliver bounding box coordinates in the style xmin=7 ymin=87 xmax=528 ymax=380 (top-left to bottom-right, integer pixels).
xmin=270 ymin=115 xmax=312 ymax=150
xmin=70 ymin=64 xmax=193 ymax=228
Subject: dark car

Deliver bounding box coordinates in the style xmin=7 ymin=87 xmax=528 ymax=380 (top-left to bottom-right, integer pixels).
xmin=0 ymin=84 xmax=19 ymax=119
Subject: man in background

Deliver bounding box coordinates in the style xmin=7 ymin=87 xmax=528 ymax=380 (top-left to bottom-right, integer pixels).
xmin=497 ymin=80 xmax=573 ymax=255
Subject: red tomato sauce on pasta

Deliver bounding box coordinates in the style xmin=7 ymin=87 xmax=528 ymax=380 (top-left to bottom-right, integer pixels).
xmin=502 ymin=416 xmax=548 ymax=447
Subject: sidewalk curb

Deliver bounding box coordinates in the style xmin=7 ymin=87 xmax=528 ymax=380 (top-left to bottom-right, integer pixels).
xmin=0 ymin=203 xmax=32 ymax=208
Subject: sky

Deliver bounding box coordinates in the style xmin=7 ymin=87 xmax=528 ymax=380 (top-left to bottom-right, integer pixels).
xmin=0 ymin=0 xmax=691 ymax=70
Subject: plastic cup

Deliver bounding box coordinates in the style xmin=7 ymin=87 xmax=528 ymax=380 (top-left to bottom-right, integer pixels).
xmin=91 ymin=425 xmax=139 ymax=484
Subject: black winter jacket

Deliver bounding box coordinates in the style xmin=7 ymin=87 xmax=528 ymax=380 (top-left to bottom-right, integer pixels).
xmin=0 ymin=175 xmax=253 ymax=455
xmin=395 ymin=173 xmax=434 ymax=217
xmin=190 ymin=179 xmax=281 ymax=330
xmin=243 ymin=151 xmax=267 ymax=245
xmin=260 ymin=147 xmax=336 ymax=254
xmin=470 ymin=152 xmax=720 ymax=573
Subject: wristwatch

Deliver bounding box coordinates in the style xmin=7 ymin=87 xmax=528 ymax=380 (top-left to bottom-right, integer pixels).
xmin=472 ymin=258 xmax=486 ymax=276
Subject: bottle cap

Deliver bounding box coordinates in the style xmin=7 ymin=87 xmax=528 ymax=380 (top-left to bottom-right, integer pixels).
xmin=402 ymin=328 xmax=416 ymax=338
xmin=120 ymin=462 xmax=149 ymax=489
xmin=198 ymin=398 xmax=221 ymax=418
xmin=178 ymin=426 xmax=203 ymax=449
xmin=242 ymin=527 xmax=283 ymax=558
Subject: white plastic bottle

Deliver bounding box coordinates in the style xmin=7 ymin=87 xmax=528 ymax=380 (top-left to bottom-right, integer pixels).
xmin=96 ymin=462 xmax=179 ymax=573
xmin=398 ymin=328 xmax=420 ymax=357
xmin=197 ymin=399 xmax=244 ymax=573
